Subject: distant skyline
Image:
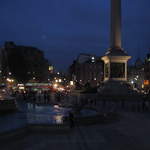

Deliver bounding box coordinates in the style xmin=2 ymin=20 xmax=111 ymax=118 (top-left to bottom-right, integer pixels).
xmin=0 ymin=0 xmax=150 ymax=70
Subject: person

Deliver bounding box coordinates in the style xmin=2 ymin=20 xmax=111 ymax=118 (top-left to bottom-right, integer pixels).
xmin=68 ymin=111 xmax=75 ymax=128
xmin=44 ymin=91 xmax=47 ymax=103
xmin=142 ymin=100 xmax=145 ymax=111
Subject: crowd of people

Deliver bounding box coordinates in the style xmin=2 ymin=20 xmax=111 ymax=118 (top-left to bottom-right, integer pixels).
xmin=11 ymin=88 xmax=150 ymax=128
xmin=14 ymin=90 xmax=67 ymax=104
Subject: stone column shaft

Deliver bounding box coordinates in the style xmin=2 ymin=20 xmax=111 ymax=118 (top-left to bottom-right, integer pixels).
xmin=111 ymin=0 xmax=121 ymax=49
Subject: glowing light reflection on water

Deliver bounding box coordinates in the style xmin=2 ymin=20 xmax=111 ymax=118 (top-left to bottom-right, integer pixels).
xmin=26 ymin=103 xmax=70 ymax=124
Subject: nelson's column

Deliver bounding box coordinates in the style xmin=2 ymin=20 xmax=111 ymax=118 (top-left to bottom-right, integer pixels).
xmin=99 ymin=0 xmax=139 ymax=97
xmin=102 ymin=0 xmax=131 ymax=82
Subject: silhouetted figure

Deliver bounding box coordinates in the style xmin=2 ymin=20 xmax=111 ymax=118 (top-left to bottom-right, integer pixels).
xmin=38 ymin=94 xmax=41 ymax=103
xmin=23 ymin=92 xmax=26 ymax=101
xmin=43 ymin=91 xmax=47 ymax=103
xmin=47 ymin=93 xmax=51 ymax=103
xmin=69 ymin=112 xmax=75 ymax=128
xmin=56 ymin=93 xmax=61 ymax=102
xmin=142 ymin=100 xmax=146 ymax=112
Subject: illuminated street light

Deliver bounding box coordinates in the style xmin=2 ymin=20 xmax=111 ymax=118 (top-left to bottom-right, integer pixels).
xmin=6 ymin=78 xmax=11 ymax=82
xmin=53 ymin=83 xmax=58 ymax=88
xmin=70 ymin=81 xmax=74 ymax=85
xmin=54 ymin=105 xmax=59 ymax=109
xmin=48 ymin=66 xmax=53 ymax=71
xmin=58 ymin=79 xmax=62 ymax=82
xmin=91 ymin=57 xmax=95 ymax=63
xmin=6 ymin=78 xmax=14 ymax=83
xmin=58 ymin=87 xmax=64 ymax=91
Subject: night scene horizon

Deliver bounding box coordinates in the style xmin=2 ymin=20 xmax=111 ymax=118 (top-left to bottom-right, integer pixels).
xmin=1 ymin=0 xmax=150 ymax=70
xmin=0 ymin=0 xmax=150 ymax=149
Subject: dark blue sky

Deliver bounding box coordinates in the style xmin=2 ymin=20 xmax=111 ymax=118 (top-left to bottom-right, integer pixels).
xmin=0 ymin=0 xmax=150 ymax=71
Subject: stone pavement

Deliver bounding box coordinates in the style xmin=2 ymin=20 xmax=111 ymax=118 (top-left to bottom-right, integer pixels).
xmin=1 ymin=112 xmax=150 ymax=150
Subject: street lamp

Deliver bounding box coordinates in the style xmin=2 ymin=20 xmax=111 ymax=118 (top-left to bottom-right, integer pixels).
xmin=70 ymin=81 xmax=74 ymax=86
xmin=53 ymin=83 xmax=58 ymax=88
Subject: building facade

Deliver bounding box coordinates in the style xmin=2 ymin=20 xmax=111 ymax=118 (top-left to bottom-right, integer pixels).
xmin=127 ymin=55 xmax=150 ymax=92
xmin=128 ymin=58 xmax=144 ymax=90
xmin=69 ymin=53 xmax=104 ymax=87
xmin=144 ymin=54 xmax=150 ymax=91
xmin=0 ymin=41 xmax=50 ymax=83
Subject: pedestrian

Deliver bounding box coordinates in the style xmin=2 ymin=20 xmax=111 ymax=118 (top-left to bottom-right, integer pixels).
xmin=69 ymin=111 xmax=75 ymax=128
xmin=145 ymin=100 xmax=149 ymax=112
xmin=44 ymin=91 xmax=47 ymax=103
xmin=142 ymin=100 xmax=146 ymax=112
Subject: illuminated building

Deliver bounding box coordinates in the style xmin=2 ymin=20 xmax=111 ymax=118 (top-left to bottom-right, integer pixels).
xmin=69 ymin=53 xmax=104 ymax=87
xmin=128 ymin=58 xmax=144 ymax=89
xmin=144 ymin=53 xmax=150 ymax=90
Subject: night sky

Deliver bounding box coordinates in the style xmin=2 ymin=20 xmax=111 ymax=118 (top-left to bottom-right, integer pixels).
xmin=0 ymin=0 xmax=150 ymax=71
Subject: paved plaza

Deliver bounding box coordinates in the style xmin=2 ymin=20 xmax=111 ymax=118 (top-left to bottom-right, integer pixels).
xmin=0 ymin=95 xmax=150 ymax=150
xmin=1 ymin=112 xmax=150 ymax=150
